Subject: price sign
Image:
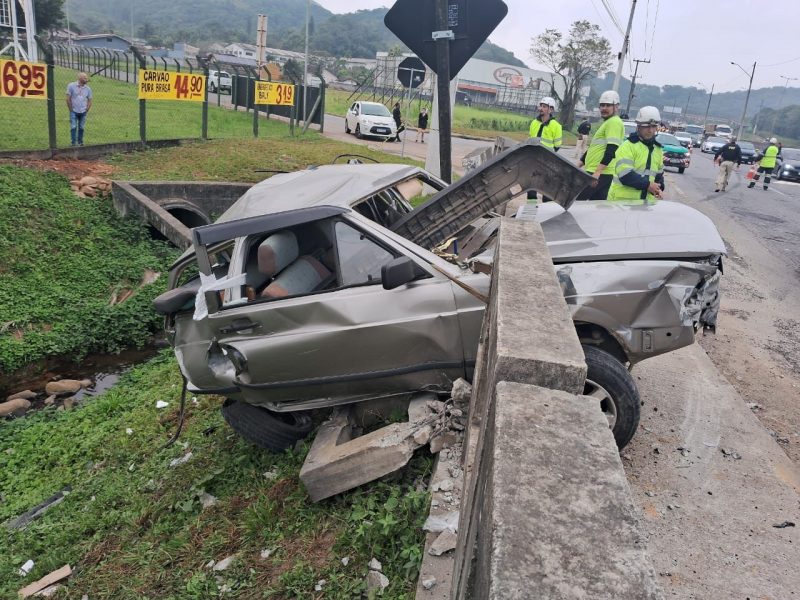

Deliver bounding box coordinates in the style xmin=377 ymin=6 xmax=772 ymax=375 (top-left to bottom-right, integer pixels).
xmin=254 ymin=81 xmax=295 ymax=106
xmin=0 ymin=60 xmax=47 ymax=98
xmin=138 ymin=70 xmax=205 ymax=101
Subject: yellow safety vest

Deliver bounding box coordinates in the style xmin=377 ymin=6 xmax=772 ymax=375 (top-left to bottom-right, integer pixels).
xmin=760 ymin=144 xmax=779 ymax=169
xmin=529 ymin=117 xmax=563 ymax=150
xmin=584 ymin=115 xmax=625 ymax=175
xmin=607 ymin=136 xmax=664 ymax=203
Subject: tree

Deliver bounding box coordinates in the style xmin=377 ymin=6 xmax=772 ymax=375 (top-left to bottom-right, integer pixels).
xmin=34 ymin=0 xmax=65 ymax=32
xmin=530 ymin=20 xmax=612 ymax=128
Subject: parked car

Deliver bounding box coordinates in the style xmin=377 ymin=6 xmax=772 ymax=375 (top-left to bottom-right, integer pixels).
xmin=738 ymin=141 xmax=757 ymax=164
xmin=702 ymin=136 xmax=727 ymax=154
xmin=345 ymin=101 xmax=397 ymax=141
xmin=674 ymin=131 xmax=693 ymax=148
xmin=623 ymin=121 xmax=637 ymax=137
xmin=657 ymin=133 xmax=691 ymax=173
xmin=774 ymin=147 xmax=800 ymax=181
xmin=208 ymin=70 xmax=232 ymax=94
xmin=153 ymin=142 xmax=724 ymax=451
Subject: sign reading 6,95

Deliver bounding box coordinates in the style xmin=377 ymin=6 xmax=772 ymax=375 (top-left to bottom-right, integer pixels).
xmin=254 ymin=82 xmax=296 ymax=106
xmin=0 ymin=60 xmax=47 ymax=98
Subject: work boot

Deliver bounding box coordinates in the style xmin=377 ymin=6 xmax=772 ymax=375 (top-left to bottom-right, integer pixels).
xmin=714 ymin=189 xmax=720 ymax=192
xmin=763 ymin=186 xmax=768 ymax=190
xmin=747 ymin=181 xmax=755 ymax=188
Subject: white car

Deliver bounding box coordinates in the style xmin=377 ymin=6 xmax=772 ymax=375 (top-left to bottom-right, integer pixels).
xmin=345 ymin=101 xmax=397 ymax=140
xmin=208 ymin=70 xmax=232 ymax=94
xmin=675 ymin=131 xmax=693 ymax=149
xmin=701 ymin=136 xmax=727 ymax=154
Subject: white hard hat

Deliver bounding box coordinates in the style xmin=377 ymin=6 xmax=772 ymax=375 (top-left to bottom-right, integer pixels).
xmin=770 ymin=137 xmax=778 ymax=144
xmin=540 ymin=96 xmax=556 ymax=110
xmin=599 ymin=90 xmax=620 ymax=105
xmin=635 ymin=106 xmax=661 ymax=125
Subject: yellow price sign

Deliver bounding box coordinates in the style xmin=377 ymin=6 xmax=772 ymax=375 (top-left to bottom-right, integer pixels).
xmin=255 ymin=81 xmax=295 ymax=106
xmin=0 ymin=59 xmax=47 ymax=98
xmin=138 ymin=70 xmax=205 ymax=101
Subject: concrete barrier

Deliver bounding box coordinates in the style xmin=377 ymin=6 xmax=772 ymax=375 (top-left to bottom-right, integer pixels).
xmin=423 ymin=218 xmax=660 ymax=599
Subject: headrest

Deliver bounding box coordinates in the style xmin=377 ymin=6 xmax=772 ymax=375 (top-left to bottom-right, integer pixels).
xmin=257 ymin=231 xmax=299 ymax=277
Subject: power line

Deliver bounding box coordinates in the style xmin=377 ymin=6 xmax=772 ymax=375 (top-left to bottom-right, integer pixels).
xmin=643 ymin=0 xmax=650 ymax=57
xmin=588 ymin=0 xmax=622 ymax=41
xmin=647 ymin=0 xmax=659 ymax=61
xmin=600 ymin=0 xmax=625 ymax=35
xmin=760 ymin=55 xmax=800 ymax=68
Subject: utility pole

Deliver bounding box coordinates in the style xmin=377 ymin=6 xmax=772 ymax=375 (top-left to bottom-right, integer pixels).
xmin=302 ymin=0 xmax=310 ymax=125
xmin=770 ymin=75 xmax=798 ymax=138
xmin=613 ymin=0 xmax=637 ymax=93
xmin=751 ymin=100 xmax=765 ymax=136
xmin=702 ymin=83 xmax=714 ymax=129
xmin=731 ymin=61 xmax=756 ymax=139
xmin=624 ymin=58 xmax=649 ymax=117
xmin=683 ymin=92 xmax=692 ymax=119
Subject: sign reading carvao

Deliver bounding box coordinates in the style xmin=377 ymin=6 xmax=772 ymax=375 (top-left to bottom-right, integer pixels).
xmin=138 ymin=70 xmax=205 ymax=101
xmin=254 ymin=81 xmax=295 ymax=106
xmin=0 ymin=59 xmax=46 ymax=98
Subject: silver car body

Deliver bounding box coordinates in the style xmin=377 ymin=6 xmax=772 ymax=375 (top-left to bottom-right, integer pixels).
xmin=159 ymin=142 xmax=725 ymax=412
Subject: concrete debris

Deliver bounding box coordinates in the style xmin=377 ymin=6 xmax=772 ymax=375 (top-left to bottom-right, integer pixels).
xmin=18 ymin=560 xmax=34 ymax=576
xmin=0 ymin=398 xmax=31 ymax=417
xmin=414 ymin=425 xmax=433 ymax=446
xmin=423 ymin=510 xmax=459 ymax=533
xmin=366 ymin=570 xmax=390 ymax=592
xmin=645 ymin=491 xmax=655 ymax=497
xmin=341 ymin=556 xmax=350 ymax=566
xmin=198 ymin=492 xmax=217 ymax=509
xmin=44 ymin=395 xmax=56 ymax=406
xmin=33 ymin=583 xmax=62 ymax=597
xmin=169 ymin=452 xmax=193 ymax=468
xmin=747 ymin=403 xmax=761 ymax=410
xmin=212 ymin=555 xmax=236 ymax=571
xmin=263 ymin=469 xmax=279 ymax=480
xmin=720 ymin=447 xmax=742 ymax=460
xmin=314 ymin=579 xmax=326 ymax=592
xmin=155 ymin=400 xmax=169 ymax=409
xmin=70 ymin=176 xmax=112 ymax=199
xmin=422 ymin=577 xmax=437 ymax=590
xmin=429 ymin=530 xmax=458 ymax=556
xmin=450 ymin=378 xmax=472 ymax=408
xmin=125 ymin=428 xmax=133 ymax=435
xmin=677 ymin=447 xmax=690 ymax=457
xmin=44 ymin=380 xmax=83 ymax=396
xmin=18 ymin=565 xmax=72 ymax=599
xmin=63 ymin=398 xmax=75 ymax=410
xmin=368 ymin=558 xmax=383 ymax=572
xmin=260 ymin=548 xmax=273 ymax=560
xmin=772 ymin=521 xmax=795 ymax=528
xmin=432 ymin=478 xmax=454 ymax=493
xmin=7 ymin=390 xmax=36 ymax=401
xmin=205 ymin=560 xmax=216 ymax=569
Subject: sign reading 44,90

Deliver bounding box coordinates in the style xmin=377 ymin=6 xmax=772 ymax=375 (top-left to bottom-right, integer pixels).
xmin=138 ymin=70 xmax=205 ymax=101
xmin=0 ymin=59 xmax=47 ymax=98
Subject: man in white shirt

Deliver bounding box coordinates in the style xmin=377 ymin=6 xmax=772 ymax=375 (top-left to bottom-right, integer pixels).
xmin=66 ymin=72 xmax=93 ymax=146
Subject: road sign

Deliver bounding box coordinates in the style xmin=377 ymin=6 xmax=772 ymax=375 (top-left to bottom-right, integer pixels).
xmin=138 ymin=70 xmax=205 ymax=101
xmin=384 ymin=0 xmax=508 ymax=78
xmin=0 ymin=59 xmax=46 ymax=98
xmin=397 ymin=57 xmax=426 ymax=89
xmin=254 ymin=81 xmax=295 ymax=106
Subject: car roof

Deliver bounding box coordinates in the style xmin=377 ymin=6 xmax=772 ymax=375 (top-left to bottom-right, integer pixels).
xmin=214 ymin=164 xmax=427 ymax=224
xmin=358 ymin=101 xmax=386 ymax=107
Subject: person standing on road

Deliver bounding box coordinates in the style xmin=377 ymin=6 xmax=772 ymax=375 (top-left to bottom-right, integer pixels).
xmin=577 ymin=90 xmax=625 ymax=200
xmin=607 ymin=106 xmax=665 ymax=203
xmin=392 ymin=102 xmax=404 ymax=142
xmin=748 ymin=137 xmax=781 ymax=190
xmin=415 ymin=107 xmax=429 ymax=143
xmin=527 ymin=96 xmax=562 ymax=200
xmin=66 ymin=72 xmax=92 ymax=147
xmin=713 ymin=136 xmax=742 ymax=192
xmin=575 ymin=117 xmax=591 ymax=158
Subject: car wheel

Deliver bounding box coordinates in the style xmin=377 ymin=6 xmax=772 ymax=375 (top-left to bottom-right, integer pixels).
xmin=209 ymin=82 xmax=216 ymax=93
xmin=355 ymin=124 xmax=363 ymax=139
xmin=582 ymin=345 xmax=641 ymax=449
xmin=345 ymin=119 xmax=351 ymax=134
xmin=221 ymin=399 xmax=313 ymax=452
xmin=678 ymin=167 xmax=685 ymax=174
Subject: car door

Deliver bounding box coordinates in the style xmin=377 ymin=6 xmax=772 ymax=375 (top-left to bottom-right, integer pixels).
xmin=192 ymin=208 xmax=467 ymax=410
xmin=347 ymin=102 xmax=359 ymax=130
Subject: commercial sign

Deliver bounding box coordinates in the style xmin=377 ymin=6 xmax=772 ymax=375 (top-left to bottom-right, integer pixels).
xmin=138 ymin=70 xmax=205 ymax=101
xmin=254 ymin=81 xmax=295 ymax=106
xmin=0 ymin=59 xmax=47 ymax=98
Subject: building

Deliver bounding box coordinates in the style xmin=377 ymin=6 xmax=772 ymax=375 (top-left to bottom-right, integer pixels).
xmin=221 ymin=43 xmax=308 ymax=67
xmin=168 ymin=42 xmax=199 ymax=61
xmin=72 ymin=34 xmax=134 ymax=52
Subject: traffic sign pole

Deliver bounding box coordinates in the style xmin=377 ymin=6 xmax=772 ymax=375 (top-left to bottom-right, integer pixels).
xmin=435 ymin=0 xmax=452 ymax=183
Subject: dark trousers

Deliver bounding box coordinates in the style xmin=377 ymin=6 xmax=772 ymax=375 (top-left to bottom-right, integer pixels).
xmin=577 ymin=174 xmax=613 ymax=200
xmin=748 ymin=165 xmax=773 ymax=189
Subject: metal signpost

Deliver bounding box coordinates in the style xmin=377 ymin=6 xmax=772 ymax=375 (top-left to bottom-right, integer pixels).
xmin=385 ymin=0 xmax=507 ymax=183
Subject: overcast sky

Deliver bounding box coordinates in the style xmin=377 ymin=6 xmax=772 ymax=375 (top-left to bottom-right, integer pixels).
xmin=315 ymin=0 xmax=799 ymax=93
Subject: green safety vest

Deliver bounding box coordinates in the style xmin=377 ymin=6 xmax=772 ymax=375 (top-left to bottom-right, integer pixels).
xmin=607 ymin=137 xmax=664 ymax=203
xmin=584 ymin=115 xmax=625 ymax=175
xmin=760 ymin=144 xmax=779 ymax=168
xmin=529 ymin=117 xmax=563 ymax=150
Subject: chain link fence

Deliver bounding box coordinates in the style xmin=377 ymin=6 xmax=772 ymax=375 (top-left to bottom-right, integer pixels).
xmin=0 ymin=40 xmax=324 ymax=153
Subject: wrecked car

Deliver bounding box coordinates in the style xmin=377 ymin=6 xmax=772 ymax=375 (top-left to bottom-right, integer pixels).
xmin=153 ymin=142 xmax=725 ymax=450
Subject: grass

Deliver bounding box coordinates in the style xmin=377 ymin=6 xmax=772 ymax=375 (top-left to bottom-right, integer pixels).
xmin=0 ymin=353 xmax=432 ymax=599
xmin=0 ymin=67 xmax=278 ymax=151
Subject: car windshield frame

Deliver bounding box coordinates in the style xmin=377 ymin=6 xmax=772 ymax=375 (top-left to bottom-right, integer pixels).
xmin=738 ymin=142 xmax=755 ymax=151
xmin=707 ymin=137 xmax=726 ymax=144
xmin=684 ymin=125 xmax=704 ymax=134
xmin=657 ymin=134 xmax=681 ymax=147
xmin=360 ymin=103 xmax=392 ymax=117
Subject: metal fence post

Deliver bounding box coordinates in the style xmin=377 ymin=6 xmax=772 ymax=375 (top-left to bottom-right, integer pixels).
xmin=131 ymin=46 xmax=147 ymax=146
xmin=36 ymin=37 xmax=57 ymax=153
xmin=319 ymin=78 xmax=326 ymax=133
xmin=197 ymin=55 xmax=209 ymax=140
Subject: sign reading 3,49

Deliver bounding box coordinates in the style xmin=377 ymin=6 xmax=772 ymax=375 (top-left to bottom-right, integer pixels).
xmin=0 ymin=60 xmax=47 ymax=98
xmin=255 ymin=82 xmax=295 ymax=106
xmin=138 ymin=70 xmax=205 ymax=101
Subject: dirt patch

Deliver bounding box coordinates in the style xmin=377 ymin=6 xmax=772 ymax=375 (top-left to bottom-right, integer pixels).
xmin=1 ymin=157 xmax=115 ymax=181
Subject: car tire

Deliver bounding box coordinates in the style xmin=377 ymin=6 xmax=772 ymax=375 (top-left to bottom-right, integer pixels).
xmin=221 ymin=399 xmax=313 ymax=452
xmin=209 ymin=83 xmax=217 ymax=93
xmin=678 ymin=167 xmax=685 ymax=174
xmin=582 ymin=345 xmax=641 ymax=449
xmin=355 ymin=124 xmax=363 ymax=139
xmin=345 ymin=119 xmax=351 ymax=134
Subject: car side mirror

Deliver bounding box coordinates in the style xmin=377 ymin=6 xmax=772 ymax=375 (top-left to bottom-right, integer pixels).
xmin=381 ymin=256 xmax=416 ymax=290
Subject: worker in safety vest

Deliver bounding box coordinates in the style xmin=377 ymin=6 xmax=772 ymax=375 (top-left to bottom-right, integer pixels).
xmin=607 ymin=106 xmax=665 ymax=203
xmin=747 ymin=137 xmax=781 ymax=190
xmin=578 ymin=90 xmax=625 ymax=200
xmin=527 ymin=96 xmax=562 ymax=200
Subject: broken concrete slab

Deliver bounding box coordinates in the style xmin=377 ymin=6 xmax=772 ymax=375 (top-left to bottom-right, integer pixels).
xmin=300 ymin=394 xmax=439 ymax=502
xmin=18 ymin=565 xmax=72 ymax=599
xmin=429 ymin=530 xmax=458 ymax=556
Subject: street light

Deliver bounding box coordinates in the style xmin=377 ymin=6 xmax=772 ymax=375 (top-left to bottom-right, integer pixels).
xmin=731 ymin=61 xmax=756 ymax=139
xmin=770 ymin=75 xmax=799 ymax=138
xmin=698 ymin=81 xmax=715 ymax=130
